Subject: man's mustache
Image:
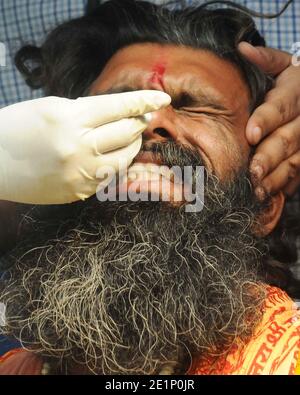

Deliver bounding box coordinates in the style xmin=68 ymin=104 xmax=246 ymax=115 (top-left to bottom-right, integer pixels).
xmin=139 ymin=140 xmax=205 ymax=170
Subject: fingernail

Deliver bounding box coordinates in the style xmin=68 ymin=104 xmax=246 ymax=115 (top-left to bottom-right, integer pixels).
xmin=238 ymin=41 xmax=252 ymax=49
xmin=252 ymin=126 xmax=262 ymax=144
xmin=255 ymin=186 xmax=266 ymax=201
xmin=238 ymin=42 xmax=263 ymax=57
xmin=251 ymin=164 xmax=264 ymax=180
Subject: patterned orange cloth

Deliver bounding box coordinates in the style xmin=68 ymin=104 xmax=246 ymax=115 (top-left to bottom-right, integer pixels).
xmin=189 ymin=286 xmax=300 ymax=375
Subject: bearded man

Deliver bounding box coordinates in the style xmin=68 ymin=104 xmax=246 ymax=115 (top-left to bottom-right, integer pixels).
xmin=1 ymin=0 xmax=300 ymax=375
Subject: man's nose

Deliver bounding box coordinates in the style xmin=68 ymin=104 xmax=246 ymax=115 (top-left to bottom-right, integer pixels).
xmin=143 ymin=106 xmax=179 ymax=142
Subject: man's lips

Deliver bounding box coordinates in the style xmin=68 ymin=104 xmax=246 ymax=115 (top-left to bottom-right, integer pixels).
xmin=132 ymin=151 xmax=162 ymax=166
xmin=116 ymin=151 xmax=184 ymax=204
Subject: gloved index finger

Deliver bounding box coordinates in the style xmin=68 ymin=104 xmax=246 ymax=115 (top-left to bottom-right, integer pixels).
xmin=74 ymin=90 xmax=171 ymax=128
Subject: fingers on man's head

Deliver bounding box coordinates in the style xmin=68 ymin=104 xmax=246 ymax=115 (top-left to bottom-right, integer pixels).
xmin=246 ymin=91 xmax=300 ymax=145
xmin=238 ymin=42 xmax=291 ymax=75
xmin=250 ymin=116 xmax=300 ymax=179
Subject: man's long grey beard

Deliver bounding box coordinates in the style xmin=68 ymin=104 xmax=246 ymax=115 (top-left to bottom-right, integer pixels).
xmin=0 ymin=142 xmax=270 ymax=375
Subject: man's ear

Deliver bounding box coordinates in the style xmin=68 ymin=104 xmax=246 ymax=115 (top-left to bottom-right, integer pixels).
xmin=254 ymin=191 xmax=285 ymax=237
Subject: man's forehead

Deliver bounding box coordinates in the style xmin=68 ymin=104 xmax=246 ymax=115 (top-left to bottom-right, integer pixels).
xmin=90 ymin=43 xmax=250 ymax=111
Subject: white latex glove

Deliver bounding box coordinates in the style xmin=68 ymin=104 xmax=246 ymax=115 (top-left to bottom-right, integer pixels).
xmin=0 ymin=90 xmax=171 ymax=204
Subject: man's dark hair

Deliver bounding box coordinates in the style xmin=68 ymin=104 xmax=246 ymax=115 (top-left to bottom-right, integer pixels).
xmin=15 ymin=0 xmax=273 ymax=112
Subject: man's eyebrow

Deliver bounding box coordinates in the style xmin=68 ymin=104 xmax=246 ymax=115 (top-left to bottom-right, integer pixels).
xmin=171 ymin=90 xmax=229 ymax=112
xmin=95 ymin=86 xmax=229 ymax=112
xmin=94 ymin=86 xmax=139 ymax=95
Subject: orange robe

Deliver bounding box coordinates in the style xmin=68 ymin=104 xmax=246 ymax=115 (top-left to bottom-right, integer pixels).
xmin=189 ymin=286 xmax=300 ymax=375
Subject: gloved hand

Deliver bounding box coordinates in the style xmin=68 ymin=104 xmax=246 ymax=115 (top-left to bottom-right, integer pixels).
xmin=0 ymin=91 xmax=170 ymax=204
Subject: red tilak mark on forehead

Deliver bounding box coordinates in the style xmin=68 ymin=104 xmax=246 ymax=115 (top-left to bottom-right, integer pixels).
xmin=149 ymin=63 xmax=166 ymax=90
